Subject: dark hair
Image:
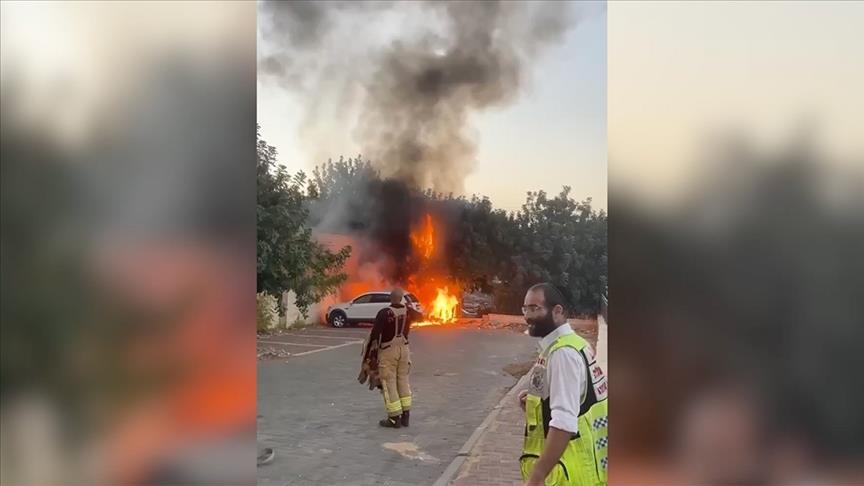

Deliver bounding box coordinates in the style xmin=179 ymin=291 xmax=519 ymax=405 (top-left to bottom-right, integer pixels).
xmin=528 ymin=282 xmax=571 ymax=315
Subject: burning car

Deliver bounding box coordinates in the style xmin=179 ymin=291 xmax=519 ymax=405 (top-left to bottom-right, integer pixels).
xmin=326 ymin=291 xmax=425 ymax=328
xmin=318 ymin=213 xmax=462 ymax=328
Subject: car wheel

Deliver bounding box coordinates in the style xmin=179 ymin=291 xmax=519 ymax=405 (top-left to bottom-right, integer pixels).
xmin=330 ymin=311 xmax=348 ymax=328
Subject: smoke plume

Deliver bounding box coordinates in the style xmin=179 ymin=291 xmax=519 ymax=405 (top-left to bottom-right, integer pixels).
xmin=259 ymin=1 xmax=583 ymax=300
xmin=259 ymin=0 xmax=576 ymax=193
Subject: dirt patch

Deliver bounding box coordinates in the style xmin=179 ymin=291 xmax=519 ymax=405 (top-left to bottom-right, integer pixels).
xmin=382 ymin=442 xmax=440 ymax=463
xmin=483 ymin=314 xmax=530 ymax=333
xmin=412 ymin=316 xmax=528 ymax=333
xmin=257 ymin=345 xmax=292 ymax=360
xmin=569 ymin=317 xmax=599 ymax=350
xmin=503 ymin=360 xmax=534 ymax=379
xmin=428 ymin=314 xmax=528 ymax=333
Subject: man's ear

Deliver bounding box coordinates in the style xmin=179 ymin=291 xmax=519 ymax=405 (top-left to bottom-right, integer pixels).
xmin=553 ymin=304 xmax=565 ymax=317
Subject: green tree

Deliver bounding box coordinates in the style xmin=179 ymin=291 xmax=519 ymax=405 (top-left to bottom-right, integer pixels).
xmin=256 ymin=127 xmax=351 ymax=317
xmin=309 ymin=155 xmax=377 ymax=202
xmin=443 ymin=194 xmax=517 ymax=292
xmin=509 ymin=187 xmax=607 ymax=316
xmin=299 ymin=154 xmax=607 ymax=317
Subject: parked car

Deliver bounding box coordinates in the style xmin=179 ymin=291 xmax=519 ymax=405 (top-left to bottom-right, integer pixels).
xmin=461 ymin=301 xmax=493 ymax=317
xmin=326 ymin=291 xmax=425 ymax=328
xmin=461 ymin=292 xmax=495 ymax=317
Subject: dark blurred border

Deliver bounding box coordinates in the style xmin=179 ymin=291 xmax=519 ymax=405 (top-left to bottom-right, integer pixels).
xmin=608 ymin=2 xmax=864 ymax=484
xmin=1 ymin=2 xmax=257 ymax=485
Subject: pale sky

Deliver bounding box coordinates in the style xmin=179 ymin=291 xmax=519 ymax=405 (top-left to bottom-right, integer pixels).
xmin=608 ymin=1 xmax=864 ymax=206
xmin=257 ymin=2 xmax=607 ymax=213
xmin=1 ymin=1 xmax=253 ymax=151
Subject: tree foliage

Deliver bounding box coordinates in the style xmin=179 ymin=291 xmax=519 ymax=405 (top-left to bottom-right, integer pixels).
xmin=256 ymin=124 xmax=606 ymax=318
xmin=437 ymin=188 xmax=607 ymax=315
xmin=256 ymin=127 xmax=351 ymax=317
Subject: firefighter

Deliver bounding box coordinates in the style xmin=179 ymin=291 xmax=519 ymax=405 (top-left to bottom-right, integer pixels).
xmin=363 ymin=287 xmax=413 ymax=428
xmin=519 ymin=283 xmax=608 ymax=486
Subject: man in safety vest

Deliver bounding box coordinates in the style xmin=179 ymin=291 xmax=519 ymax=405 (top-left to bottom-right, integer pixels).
xmin=365 ymin=287 xmax=413 ymax=428
xmin=519 ymin=283 xmax=608 ymax=486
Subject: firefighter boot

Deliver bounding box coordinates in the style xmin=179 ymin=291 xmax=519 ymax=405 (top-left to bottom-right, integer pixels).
xmin=400 ymin=410 xmax=410 ymax=427
xmin=379 ymin=416 xmax=402 ymax=428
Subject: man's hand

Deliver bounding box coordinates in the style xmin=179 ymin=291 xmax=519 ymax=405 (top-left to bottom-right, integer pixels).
xmin=518 ymin=389 xmax=529 ymax=412
xmin=524 ymin=478 xmax=544 ymax=486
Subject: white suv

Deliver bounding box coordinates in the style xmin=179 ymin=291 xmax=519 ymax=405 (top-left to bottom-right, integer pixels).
xmin=326 ymin=291 xmax=424 ymax=328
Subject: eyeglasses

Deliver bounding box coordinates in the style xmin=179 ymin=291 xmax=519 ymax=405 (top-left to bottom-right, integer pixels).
xmin=521 ymin=304 xmax=545 ymax=314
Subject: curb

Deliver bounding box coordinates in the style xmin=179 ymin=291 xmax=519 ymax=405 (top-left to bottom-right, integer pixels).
xmin=431 ymin=373 xmax=529 ymax=486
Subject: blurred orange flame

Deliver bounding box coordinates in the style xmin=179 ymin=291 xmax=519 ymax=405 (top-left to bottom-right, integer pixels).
xmin=410 ymin=213 xmax=435 ymax=260
xmin=408 ymin=214 xmax=460 ymax=327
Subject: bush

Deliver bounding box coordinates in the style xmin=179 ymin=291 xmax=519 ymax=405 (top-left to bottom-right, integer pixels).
xmin=256 ymin=292 xmax=280 ymax=332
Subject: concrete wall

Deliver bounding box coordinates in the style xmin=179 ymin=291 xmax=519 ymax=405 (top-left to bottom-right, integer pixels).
xmin=279 ymin=291 xmax=321 ymax=327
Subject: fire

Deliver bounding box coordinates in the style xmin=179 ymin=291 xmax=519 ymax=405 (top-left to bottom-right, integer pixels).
xmin=410 ymin=213 xmax=435 ymax=260
xmin=407 ymin=213 xmax=461 ymax=327
xmin=429 ymin=286 xmax=459 ymax=322
xmin=409 ymin=275 xmax=462 ymax=327
xmin=317 ymin=214 xmax=462 ymax=328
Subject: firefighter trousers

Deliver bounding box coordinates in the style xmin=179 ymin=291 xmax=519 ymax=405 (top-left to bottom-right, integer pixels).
xmin=378 ymin=339 xmax=412 ymax=417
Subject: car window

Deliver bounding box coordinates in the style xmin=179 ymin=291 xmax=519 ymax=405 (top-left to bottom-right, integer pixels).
xmin=370 ymin=294 xmax=391 ymax=304
xmin=405 ymin=293 xmax=419 ymax=303
xmin=353 ymin=294 xmax=373 ymax=304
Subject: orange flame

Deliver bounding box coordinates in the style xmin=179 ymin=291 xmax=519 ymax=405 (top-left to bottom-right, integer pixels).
xmin=429 ymin=286 xmax=459 ymax=322
xmin=407 ymin=213 xmax=461 ymax=327
xmin=413 ymin=286 xmax=460 ymax=327
xmin=410 ymin=214 xmax=435 ymax=260
xmin=318 ymin=214 xmax=462 ymax=328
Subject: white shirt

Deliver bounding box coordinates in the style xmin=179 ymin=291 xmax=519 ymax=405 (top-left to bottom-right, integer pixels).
xmin=537 ymin=324 xmax=587 ymax=435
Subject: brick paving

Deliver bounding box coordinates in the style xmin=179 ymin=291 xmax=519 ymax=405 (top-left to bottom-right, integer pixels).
xmin=451 ymin=379 xmax=526 ymax=486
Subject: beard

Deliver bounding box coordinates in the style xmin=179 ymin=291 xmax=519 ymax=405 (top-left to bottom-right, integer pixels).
xmin=527 ymin=314 xmax=558 ymax=337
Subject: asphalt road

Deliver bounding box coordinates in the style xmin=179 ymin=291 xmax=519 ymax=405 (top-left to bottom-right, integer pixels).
xmin=257 ymin=325 xmax=538 ymax=486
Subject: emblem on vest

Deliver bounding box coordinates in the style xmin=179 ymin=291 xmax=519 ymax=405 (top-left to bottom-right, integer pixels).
xmin=528 ymin=361 xmax=548 ymax=397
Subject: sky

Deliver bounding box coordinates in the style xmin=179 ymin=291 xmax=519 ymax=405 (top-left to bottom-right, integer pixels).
xmin=608 ymin=1 xmax=864 ymax=206
xmin=257 ymin=2 xmax=607 ymax=213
